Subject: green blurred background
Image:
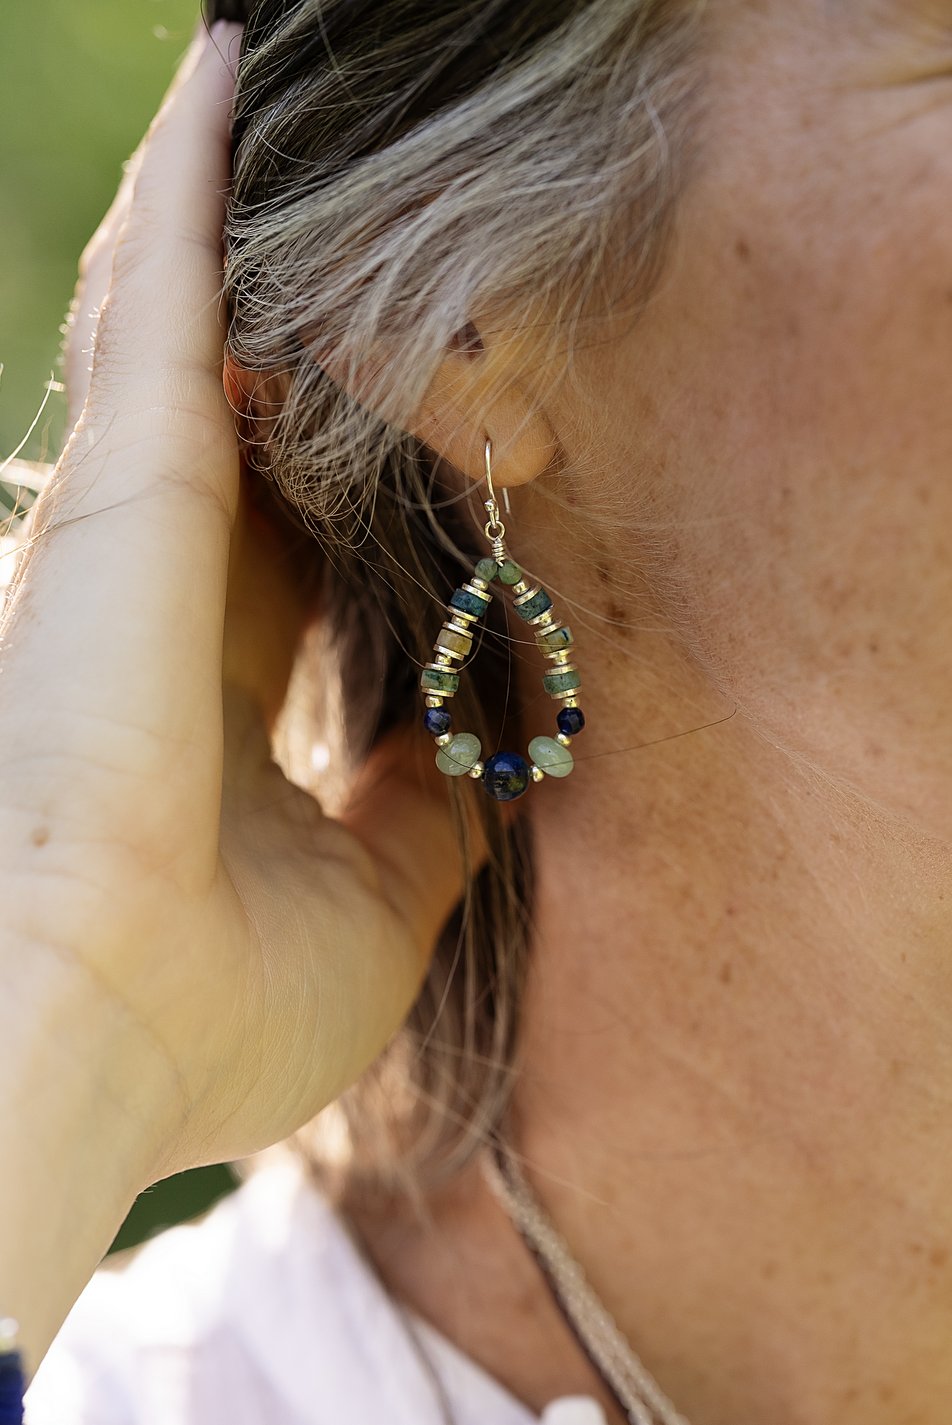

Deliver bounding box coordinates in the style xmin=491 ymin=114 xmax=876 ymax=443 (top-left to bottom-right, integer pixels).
xmin=1 ymin=0 xmax=239 ymax=1253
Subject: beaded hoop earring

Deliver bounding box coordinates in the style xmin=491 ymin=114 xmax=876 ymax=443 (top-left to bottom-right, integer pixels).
xmin=420 ymin=438 xmax=585 ymax=802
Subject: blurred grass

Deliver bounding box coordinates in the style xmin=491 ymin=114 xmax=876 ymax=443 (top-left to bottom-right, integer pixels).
xmin=1 ymin=0 xmax=205 ymax=464
xmin=0 ymin=0 xmax=241 ymax=1250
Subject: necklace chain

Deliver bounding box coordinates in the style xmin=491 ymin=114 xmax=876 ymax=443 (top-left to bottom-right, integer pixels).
xmin=480 ymin=1141 xmax=693 ymax=1425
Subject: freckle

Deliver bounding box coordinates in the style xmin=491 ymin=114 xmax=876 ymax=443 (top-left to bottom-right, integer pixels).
xmin=719 ymin=960 xmax=733 ymax=984
xmin=930 ymin=1245 xmax=948 ymax=1267
xmin=735 ymin=236 xmax=751 ymax=262
xmin=595 ymin=562 xmax=611 ymax=585
xmin=607 ymin=601 xmax=626 ymax=625
xmin=725 ymin=904 xmax=737 ymax=917
xmin=761 ymin=1259 xmax=777 ymax=1280
xmin=877 ymin=1384 xmax=895 ymax=1404
xmin=30 ymin=826 xmax=49 ymax=847
xmin=909 ymin=1240 xmax=924 ymax=1255
xmin=867 ymin=638 xmax=880 ymax=654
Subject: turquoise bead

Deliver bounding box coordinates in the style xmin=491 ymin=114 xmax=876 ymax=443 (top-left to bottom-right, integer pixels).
xmin=436 ymin=732 xmax=482 ymax=776
xmin=421 ymin=668 xmax=461 ymax=694
xmin=450 ymin=587 xmax=491 ymax=618
xmin=515 ymin=588 xmax=553 ymax=622
xmin=528 ymin=735 xmax=575 ymax=778
xmin=543 ymin=669 xmax=581 ymax=695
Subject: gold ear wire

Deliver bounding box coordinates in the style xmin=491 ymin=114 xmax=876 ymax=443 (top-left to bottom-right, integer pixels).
xmin=484 ymin=438 xmax=511 ymax=520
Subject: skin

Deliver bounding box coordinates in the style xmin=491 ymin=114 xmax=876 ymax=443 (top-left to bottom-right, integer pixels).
xmin=343 ymin=3 xmax=952 ymax=1423
xmin=10 ymin=3 xmax=952 ymax=1418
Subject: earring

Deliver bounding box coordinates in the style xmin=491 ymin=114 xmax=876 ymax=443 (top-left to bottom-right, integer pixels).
xmin=420 ymin=437 xmax=586 ymax=801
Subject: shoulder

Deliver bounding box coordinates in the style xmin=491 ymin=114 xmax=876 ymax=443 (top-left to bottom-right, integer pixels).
xmin=23 ymin=1147 xmax=421 ymax=1425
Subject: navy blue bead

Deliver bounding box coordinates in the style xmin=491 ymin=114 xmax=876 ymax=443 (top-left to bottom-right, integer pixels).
xmin=482 ymin=751 xmax=530 ymax=801
xmin=423 ymin=707 xmax=452 ymax=736
xmin=556 ymin=706 xmax=585 ymax=737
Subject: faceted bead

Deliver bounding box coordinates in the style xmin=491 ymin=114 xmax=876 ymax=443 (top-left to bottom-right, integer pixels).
xmin=436 ymin=732 xmax=482 ymax=776
xmin=450 ymin=588 xmax=490 ymax=618
xmin=482 ymin=751 xmax=530 ymax=801
xmin=514 ymin=589 xmax=553 ymax=622
xmin=498 ymin=560 xmax=523 ymax=585
xmin=556 ymin=706 xmax=585 ymax=736
xmin=528 ymin=735 xmax=574 ymax=778
xmin=424 ymin=707 xmax=452 ymax=736
xmin=543 ymin=669 xmax=581 ymax=695
xmin=475 ymin=557 xmax=499 ymax=582
xmin=539 ymin=624 xmax=573 ymax=649
xmin=435 ymin=627 xmax=473 ymax=657
xmin=421 ymin=668 xmax=460 ymax=694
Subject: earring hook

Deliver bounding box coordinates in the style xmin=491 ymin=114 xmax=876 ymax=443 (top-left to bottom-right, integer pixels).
xmin=484 ymin=437 xmax=511 ymax=517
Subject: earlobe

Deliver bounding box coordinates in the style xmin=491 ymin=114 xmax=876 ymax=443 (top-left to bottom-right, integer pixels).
xmin=410 ymin=346 xmax=558 ymax=490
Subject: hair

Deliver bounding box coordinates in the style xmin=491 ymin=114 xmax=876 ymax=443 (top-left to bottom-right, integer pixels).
xmin=205 ymin=0 xmax=711 ymax=1218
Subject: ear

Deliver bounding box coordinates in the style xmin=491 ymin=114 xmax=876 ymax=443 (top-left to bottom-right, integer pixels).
xmin=305 ymin=313 xmax=559 ymax=490
xmin=408 ymin=316 xmax=558 ymax=488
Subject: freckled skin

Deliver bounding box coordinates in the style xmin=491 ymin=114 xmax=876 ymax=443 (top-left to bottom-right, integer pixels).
xmin=347 ymin=6 xmax=952 ymax=1425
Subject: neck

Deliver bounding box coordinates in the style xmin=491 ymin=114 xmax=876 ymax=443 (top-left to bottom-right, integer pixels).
xmin=506 ymin=613 xmax=952 ymax=1424
xmin=342 ymin=574 xmax=952 ymax=1425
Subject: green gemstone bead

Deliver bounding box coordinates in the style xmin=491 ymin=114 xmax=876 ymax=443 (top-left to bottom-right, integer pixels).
xmin=528 ymin=735 xmax=575 ymax=778
xmin=515 ymin=588 xmax=553 ymax=621
xmin=421 ymin=668 xmax=460 ymax=694
xmin=498 ymin=560 xmax=522 ymax=585
xmin=475 ymin=557 xmax=499 ymax=582
xmin=539 ymin=624 xmax=573 ymax=649
xmin=435 ymin=627 xmax=472 ymax=656
xmin=436 ymin=732 xmax=482 ymax=776
xmin=542 ymin=669 xmax=581 ymax=695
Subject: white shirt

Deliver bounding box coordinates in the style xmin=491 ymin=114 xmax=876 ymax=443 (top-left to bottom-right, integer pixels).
xmin=23 ymin=1148 xmax=607 ymax=1425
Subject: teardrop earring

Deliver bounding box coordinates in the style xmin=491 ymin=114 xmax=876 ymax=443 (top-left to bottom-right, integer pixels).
xmin=420 ymin=437 xmax=586 ymax=802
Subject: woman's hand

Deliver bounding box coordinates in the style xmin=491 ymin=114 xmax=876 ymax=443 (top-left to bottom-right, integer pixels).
xmin=0 ymin=20 xmax=470 ymax=1185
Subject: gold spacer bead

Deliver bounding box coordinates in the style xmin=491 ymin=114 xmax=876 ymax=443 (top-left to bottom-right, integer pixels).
xmin=529 ymin=608 xmax=556 ymax=627
xmin=435 ymin=653 xmax=453 ymax=666
xmin=468 ymin=760 xmax=485 ymax=779
xmin=445 ymin=619 xmax=474 ymax=636
xmin=425 ymin=695 xmax=444 ymax=708
xmin=470 ymin=577 xmax=489 ymax=592
xmin=511 ymin=580 xmax=529 ymax=595
xmin=556 ymin=732 xmax=572 ymax=747
xmin=435 ymin=732 xmax=453 ymax=747
xmin=529 ymin=764 xmax=545 ymax=783
xmin=561 ymin=696 xmax=579 ymax=708
xmin=449 ymin=609 xmax=478 ymax=625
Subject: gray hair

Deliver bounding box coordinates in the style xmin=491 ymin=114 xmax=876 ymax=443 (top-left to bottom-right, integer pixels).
xmin=216 ymin=0 xmax=710 ymax=1213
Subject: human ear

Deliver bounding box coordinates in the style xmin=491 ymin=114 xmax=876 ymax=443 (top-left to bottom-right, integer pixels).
xmin=408 ymin=315 xmax=557 ymax=488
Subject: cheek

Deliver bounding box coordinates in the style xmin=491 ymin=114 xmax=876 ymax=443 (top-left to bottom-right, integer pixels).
xmin=615 ymin=85 xmax=952 ymax=833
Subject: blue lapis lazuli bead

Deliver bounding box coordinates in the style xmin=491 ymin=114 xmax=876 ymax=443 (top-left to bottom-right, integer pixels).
xmin=556 ymin=706 xmax=585 ymax=737
xmin=482 ymin=751 xmax=530 ymax=801
xmin=423 ymin=707 xmax=452 ymax=736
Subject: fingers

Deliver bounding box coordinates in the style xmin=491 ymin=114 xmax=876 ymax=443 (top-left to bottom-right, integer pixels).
xmin=82 ymin=21 xmax=242 ymax=434
xmin=0 ymin=22 xmax=244 ymax=816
